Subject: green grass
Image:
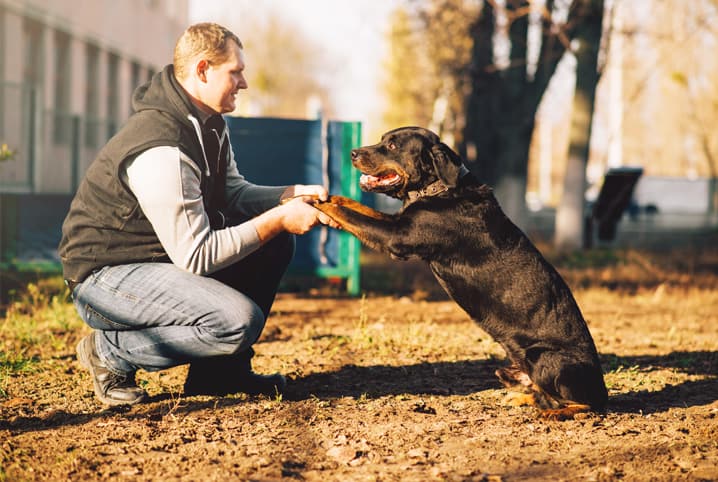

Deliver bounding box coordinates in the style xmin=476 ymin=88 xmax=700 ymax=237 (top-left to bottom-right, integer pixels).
xmin=0 ymin=351 xmax=39 ymax=398
xmin=0 ymin=276 xmax=84 ymax=399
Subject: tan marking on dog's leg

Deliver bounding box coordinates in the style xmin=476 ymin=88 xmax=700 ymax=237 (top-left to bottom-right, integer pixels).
xmin=540 ymin=404 xmax=592 ymax=421
xmin=321 ymin=195 xmax=393 ymax=221
xmin=503 ymin=392 xmax=536 ymax=407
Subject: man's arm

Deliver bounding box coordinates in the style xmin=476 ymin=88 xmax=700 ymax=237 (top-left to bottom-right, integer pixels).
xmin=125 ymin=146 xmax=329 ymax=275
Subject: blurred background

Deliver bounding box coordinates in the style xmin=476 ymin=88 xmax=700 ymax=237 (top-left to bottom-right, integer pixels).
xmin=0 ymin=0 xmax=716 ymax=280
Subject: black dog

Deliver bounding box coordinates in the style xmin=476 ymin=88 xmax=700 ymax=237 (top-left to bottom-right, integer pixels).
xmin=313 ymin=126 xmax=608 ymax=419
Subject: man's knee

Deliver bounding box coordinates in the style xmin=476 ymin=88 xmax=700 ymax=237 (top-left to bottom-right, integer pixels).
xmin=201 ymin=297 xmax=266 ymax=354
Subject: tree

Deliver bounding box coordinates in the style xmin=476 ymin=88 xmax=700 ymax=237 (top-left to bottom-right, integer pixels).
xmin=382 ymin=0 xmax=477 ymax=142
xmin=462 ymin=0 xmax=602 ymax=228
xmin=384 ymin=1 xmax=608 ymax=231
xmin=554 ymin=0 xmax=605 ymax=250
xmin=225 ymin=13 xmax=335 ymax=118
xmin=666 ymin=0 xmax=718 ymax=215
xmin=618 ymin=0 xmax=718 ymax=212
xmin=382 ymin=6 xmax=435 ymax=130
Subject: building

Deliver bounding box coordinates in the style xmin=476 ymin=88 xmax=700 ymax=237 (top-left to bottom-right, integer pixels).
xmin=0 ymin=0 xmax=188 ymax=194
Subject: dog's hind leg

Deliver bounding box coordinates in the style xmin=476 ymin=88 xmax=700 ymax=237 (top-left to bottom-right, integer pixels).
xmin=496 ymin=365 xmax=540 ymax=407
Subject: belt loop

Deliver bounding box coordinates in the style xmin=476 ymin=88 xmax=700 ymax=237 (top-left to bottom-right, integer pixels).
xmin=64 ymin=279 xmax=79 ymax=295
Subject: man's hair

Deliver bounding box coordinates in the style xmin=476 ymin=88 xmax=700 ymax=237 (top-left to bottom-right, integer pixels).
xmin=173 ymin=22 xmax=243 ymax=80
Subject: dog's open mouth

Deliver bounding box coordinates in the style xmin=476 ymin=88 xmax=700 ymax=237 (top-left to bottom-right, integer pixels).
xmin=359 ymin=171 xmax=403 ymax=191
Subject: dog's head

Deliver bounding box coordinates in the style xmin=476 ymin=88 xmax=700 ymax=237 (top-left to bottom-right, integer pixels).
xmin=351 ymin=126 xmax=464 ymax=201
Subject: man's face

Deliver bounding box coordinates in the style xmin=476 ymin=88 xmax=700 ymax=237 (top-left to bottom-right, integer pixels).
xmin=201 ymin=41 xmax=248 ymax=114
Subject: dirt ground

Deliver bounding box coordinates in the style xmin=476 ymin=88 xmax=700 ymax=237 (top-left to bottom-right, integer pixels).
xmin=1 ymin=238 xmax=717 ymax=481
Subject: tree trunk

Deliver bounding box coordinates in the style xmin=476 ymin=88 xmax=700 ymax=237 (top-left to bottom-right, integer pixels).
xmin=462 ymin=0 xmax=567 ymax=228
xmin=554 ymin=0 xmax=605 ymax=251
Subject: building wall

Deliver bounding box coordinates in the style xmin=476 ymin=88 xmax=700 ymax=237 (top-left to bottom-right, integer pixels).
xmin=0 ymin=0 xmax=188 ymax=193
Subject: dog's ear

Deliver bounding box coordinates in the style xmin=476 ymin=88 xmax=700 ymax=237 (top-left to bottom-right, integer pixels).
xmin=430 ymin=142 xmax=463 ymax=187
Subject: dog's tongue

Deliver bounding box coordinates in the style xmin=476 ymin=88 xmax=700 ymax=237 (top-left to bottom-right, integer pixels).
xmin=360 ymin=173 xmax=401 ymax=188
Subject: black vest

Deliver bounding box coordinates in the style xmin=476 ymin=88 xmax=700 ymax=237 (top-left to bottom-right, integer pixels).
xmin=58 ymin=66 xmax=229 ymax=282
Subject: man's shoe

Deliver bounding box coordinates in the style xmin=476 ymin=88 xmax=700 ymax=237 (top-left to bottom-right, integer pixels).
xmin=184 ymin=349 xmax=286 ymax=397
xmin=236 ymin=371 xmax=287 ymax=396
xmin=76 ymin=334 xmax=148 ymax=406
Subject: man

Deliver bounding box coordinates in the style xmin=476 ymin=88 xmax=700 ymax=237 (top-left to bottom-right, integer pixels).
xmin=59 ymin=22 xmax=336 ymax=406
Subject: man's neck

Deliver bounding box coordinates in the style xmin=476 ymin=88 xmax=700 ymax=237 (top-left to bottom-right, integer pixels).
xmin=176 ymin=77 xmax=216 ymax=123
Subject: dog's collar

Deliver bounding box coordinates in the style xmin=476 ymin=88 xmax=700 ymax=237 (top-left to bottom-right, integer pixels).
xmin=406 ymin=179 xmax=450 ymax=203
xmin=406 ymin=165 xmax=470 ymax=203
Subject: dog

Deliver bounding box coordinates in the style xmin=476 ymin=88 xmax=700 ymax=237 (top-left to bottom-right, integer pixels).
xmin=312 ymin=126 xmax=608 ymax=419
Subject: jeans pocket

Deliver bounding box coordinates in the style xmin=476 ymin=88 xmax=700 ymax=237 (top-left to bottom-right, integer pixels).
xmin=81 ymin=302 xmax=133 ymax=331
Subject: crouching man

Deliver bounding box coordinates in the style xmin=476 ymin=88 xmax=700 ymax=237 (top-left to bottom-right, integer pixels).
xmin=59 ymin=22 xmax=336 ymax=405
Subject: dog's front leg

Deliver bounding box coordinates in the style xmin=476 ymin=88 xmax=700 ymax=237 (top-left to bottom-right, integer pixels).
xmin=322 ymin=195 xmax=394 ymax=221
xmin=313 ymin=198 xmax=411 ymax=259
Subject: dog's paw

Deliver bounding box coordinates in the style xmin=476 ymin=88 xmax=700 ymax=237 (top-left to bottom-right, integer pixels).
xmin=539 ymin=404 xmax=592 ymax=421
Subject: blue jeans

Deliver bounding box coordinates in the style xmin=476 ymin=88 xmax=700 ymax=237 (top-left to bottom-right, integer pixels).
xmin=71 ymin=233 xmax=295 ymax=374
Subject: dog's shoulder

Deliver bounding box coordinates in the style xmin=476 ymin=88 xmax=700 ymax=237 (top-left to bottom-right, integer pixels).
xmin=458 ymin=173 xmax=493 ymax=195
xmin=453 ymin=180 xmax=501 ymax=212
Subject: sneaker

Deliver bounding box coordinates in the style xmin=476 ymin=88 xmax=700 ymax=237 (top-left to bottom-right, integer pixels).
xmin=184 ymin=349 xmax=287 ymax=397
xmin=76 ymin=334 xmax=148 ymax=406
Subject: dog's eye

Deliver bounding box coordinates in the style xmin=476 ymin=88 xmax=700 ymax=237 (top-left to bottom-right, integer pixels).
xmin=387 ymin=142 xmax=397 ymax=150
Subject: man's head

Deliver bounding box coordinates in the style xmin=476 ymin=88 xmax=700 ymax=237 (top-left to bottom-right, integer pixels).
xmin=174 ymin=22 xmax=247 ymax=114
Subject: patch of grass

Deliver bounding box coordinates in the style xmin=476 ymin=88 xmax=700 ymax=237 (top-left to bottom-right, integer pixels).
xmin=1 ymin=272 xmax=67 ymax=309
xmin=1 ymin=280 xmax=83 ymax=351
xmin=0 ymin=351 xmax=39 ymax=398
xmin=553 ymin=248 xmax=623 ymax=270
xmin=602 ymin=354 xmax=632 ymax=373
xmin=0 ymin=351 xmax=38 ymax=372
xmin=0 ymin=278 xmax=84 ymax=400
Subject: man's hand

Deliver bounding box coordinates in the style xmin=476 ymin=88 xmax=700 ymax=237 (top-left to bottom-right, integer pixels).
xmin=278 ymin=184 xmax=341 ymax=229
xmin=252 ymin=187 xmax=340 ymax=243
xmin=277 ymin=197 xmax=339 ymax=234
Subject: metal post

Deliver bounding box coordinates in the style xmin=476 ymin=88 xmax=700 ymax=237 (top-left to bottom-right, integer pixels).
xmin=343 ymin=121 xmax=362 ymax=296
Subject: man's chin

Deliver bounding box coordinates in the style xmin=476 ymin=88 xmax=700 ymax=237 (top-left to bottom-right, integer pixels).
xmin=220 ymin=104 xmax=235 ymax=114
xmin=217 ymin=98 xmax=236 ymax=114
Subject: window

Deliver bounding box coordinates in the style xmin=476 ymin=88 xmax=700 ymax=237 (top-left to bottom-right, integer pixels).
xmin=23 ymin=19 xmax=43 ymax=86
xmin=106 ymin=53 xmax=119 ymax=138
xmin=22 ymin=19 xmax=43 ymax=165
xmin=129 ymin=61 xmax=142 ymax=116
xmin=84 ymin=44 xmax=99 ymax=148
xmin=53 ymin=31 xmax=72 ymax=144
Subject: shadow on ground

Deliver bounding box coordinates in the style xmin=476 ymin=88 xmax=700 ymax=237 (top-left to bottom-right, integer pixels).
xmin=3 ymin=350 xmax=716 ymax=435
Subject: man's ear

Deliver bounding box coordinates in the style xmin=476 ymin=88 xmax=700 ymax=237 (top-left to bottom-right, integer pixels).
xmin=430 ymin=142 xmax=463 ymax=187
xmin=196 ymin=59 xmax=210 ymax=82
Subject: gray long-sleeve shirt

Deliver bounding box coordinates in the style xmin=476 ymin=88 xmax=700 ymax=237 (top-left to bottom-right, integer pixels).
xmin=124 ymin=144 xmax=286 ymax=275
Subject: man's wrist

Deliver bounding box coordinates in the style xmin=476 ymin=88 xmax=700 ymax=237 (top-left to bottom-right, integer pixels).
xmin=279 ymin=185 xmax=296 ymax=201
xmin=252 ymin=205 xmax=286 ymax=243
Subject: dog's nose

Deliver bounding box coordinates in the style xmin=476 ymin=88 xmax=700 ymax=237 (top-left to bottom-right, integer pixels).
xmin=351 ymin=149 xmax=359 ymax=160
